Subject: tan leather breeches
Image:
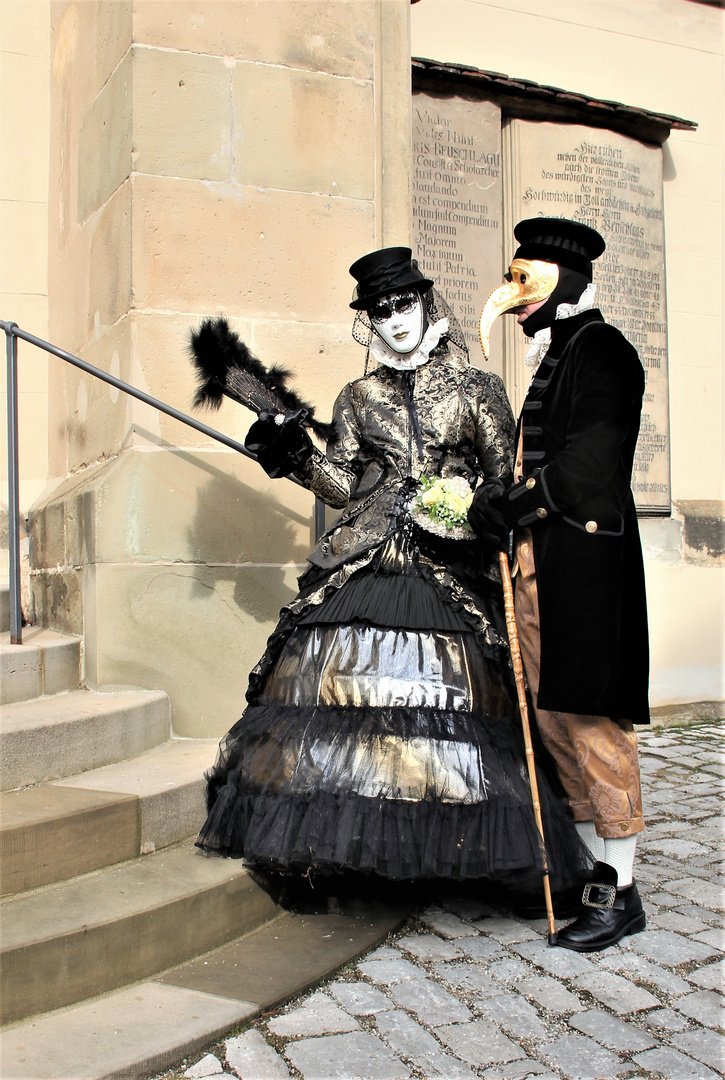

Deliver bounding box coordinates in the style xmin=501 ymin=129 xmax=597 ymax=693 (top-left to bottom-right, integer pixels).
xmin=514 ymin=531 xmax=645 ymax=840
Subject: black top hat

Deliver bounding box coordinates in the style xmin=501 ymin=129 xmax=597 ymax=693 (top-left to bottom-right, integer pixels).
xmin=513 ymin=217 xmax=606 ymax=279
xmin=349 ymin=247 xmax=434 ymax=310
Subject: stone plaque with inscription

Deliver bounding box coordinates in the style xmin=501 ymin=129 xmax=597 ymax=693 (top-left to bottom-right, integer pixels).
xmin=412 ymin=93 xmax=504 ymax=373
xmin=505 ymin=120 xmax=671 ymax=513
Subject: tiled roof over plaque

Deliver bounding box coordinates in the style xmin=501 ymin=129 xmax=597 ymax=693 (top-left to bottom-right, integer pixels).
xmin=412 ymin=58 xmax=697 ymax=145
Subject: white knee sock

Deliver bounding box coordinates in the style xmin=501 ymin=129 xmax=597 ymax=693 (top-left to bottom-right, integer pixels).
xmin=575 ymin=821 xmax=605 ymax=862
xmin=604 ymin=835 xmax=638 ymax=888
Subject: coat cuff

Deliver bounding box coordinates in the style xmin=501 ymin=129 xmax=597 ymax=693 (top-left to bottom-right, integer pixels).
xmin=492 ymin=468 xmax=559 ymax=529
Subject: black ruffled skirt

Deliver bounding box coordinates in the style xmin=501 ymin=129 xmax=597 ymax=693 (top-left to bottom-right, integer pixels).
xmin=196 ymin=535 xmax=590 ymax=889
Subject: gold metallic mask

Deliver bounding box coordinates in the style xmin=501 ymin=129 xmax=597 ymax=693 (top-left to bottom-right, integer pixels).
xmin=478 ymin=259 xmax=559 ymax=360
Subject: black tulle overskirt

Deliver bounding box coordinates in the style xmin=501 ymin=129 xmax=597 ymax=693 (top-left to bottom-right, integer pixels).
xmin=197 ymin=545 xmax=592 ymax=889
xmin=198 ymin=704 xmax=590 ymax=888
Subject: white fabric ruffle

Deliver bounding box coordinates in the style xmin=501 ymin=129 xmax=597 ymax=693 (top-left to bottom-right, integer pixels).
xmin=524 ymin=284 xmax=598 ymax=368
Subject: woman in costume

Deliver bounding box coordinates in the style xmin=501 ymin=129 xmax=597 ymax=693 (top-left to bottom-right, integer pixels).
xmin=193 ymin=247 xmax=589 ymax=891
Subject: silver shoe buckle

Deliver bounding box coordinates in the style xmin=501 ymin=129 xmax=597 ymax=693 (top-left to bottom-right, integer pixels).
xmin=582 ymin=881 xmax=617 ymax=910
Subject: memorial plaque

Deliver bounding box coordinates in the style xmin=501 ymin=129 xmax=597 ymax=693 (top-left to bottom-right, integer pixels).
xmin=412 ymin=93 xmax=504 ymax=373
xmin=505 ymin=120 xmax=671 ymax=512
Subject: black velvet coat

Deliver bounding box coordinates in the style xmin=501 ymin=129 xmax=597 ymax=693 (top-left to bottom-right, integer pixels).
xmin=493 ymin=309 xmax=650 ymax=724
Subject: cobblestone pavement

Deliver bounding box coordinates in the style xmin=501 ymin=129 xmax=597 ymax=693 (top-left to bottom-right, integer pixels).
xmin=159 ymin=722 xmax=724 ymax=1080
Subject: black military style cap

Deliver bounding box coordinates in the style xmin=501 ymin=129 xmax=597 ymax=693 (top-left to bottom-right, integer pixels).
xmin=513 ymin=217 xmax=606 ymax=278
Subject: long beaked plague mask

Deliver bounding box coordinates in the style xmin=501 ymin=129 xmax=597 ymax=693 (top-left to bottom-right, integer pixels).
xmin=478 ymin=259 xmax=559 ymax=360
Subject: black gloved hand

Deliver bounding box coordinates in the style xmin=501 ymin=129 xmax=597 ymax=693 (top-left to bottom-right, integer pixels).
xmin=467 ymin=480 xmax=510 ymax=549
xmin=245 ymin=416 xmax=283 ymax=453
xmin=245 ymin=415 xmax=313 ymax=478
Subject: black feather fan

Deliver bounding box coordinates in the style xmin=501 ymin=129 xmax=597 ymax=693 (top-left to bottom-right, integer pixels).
xmin=189 ymin=317 xmax=337 ymax=442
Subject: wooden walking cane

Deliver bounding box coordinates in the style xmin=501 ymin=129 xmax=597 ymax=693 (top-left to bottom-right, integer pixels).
xmin=499 ymin=549 xmax=557 ymax=945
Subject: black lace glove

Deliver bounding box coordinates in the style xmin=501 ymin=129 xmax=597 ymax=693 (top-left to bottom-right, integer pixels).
xmin=245 ymin=414 xmax=313 ymax=478
xmin=467 ymin=480 xmax=511 ymax=549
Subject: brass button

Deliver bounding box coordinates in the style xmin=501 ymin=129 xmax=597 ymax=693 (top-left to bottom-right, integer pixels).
xmin=585 ymin=520 xmax=598 ymax=533
xmin=536 ymin=507 xmax=548 ymax=519
xmin=621 ymin=821 xmax=630 ymax=831
xmin=525 ymin=477 xmax=536 ymax=490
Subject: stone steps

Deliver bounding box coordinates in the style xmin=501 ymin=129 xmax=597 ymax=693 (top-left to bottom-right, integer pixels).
xmin=0 ymin=784 xmax=139 ymax=897
xmin=0 ymin=902 xmax=407 ymax=1080
xmin=0 ymin=626 xmax=81 ymax=705
xmin=0 ymin=839 xmax=280 ymax=1026
xmin=1 ymin=738 xmax=217 ymax=895
xmin=1 ymin=687 xmax=171 ymax=791
xmin=0 ymin=608 xmax=410 ymax=1079
xmin=55 ymin=736 xmax=218 ymax=853
xmin=0 ymin=600 xmax=342 ymax=1071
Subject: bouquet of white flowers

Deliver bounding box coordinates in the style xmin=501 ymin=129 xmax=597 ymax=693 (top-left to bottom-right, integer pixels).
xmin=411 ymin=475 xmax=475 ymax=540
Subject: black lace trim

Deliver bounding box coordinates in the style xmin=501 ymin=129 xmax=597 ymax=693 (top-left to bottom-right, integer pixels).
xmin=197 ymin=703 xmax=592 ymax=887
xmin=196 ymin=787 xmax=589 ymax=887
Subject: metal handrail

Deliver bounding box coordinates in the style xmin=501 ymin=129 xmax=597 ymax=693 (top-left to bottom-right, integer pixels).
xmin=2 ymin=319 xmax=326 ymax=644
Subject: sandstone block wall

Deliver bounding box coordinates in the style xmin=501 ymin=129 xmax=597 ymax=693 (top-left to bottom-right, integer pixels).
xmin=0 ymin=0 xmax=51 ymax=527
xmin=31 ymin=0 xmax=412 ymax=735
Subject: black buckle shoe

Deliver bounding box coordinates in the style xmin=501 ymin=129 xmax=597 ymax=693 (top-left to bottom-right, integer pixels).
xmin=555 ymin=861 xmax=646 ymax=953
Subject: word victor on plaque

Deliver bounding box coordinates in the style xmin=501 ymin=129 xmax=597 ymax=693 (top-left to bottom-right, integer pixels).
xmin=412 ymin=93 xmax=504 ymax=371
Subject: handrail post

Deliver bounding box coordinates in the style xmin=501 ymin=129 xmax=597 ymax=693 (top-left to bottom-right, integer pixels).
xmin=5 ymin=323 xmax=22 ymax=643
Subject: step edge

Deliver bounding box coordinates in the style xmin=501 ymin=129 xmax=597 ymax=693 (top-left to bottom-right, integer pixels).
xmin=0 ymin=786 xmax=140 ymax=832
xmin=52 ymin=737 xmax=217 ymax=797
xmin=0 ymin=687 xmax=170 ymax=720
xmin=0 ymin=904 xmax=410 ymax=1080
xmin=0 ymin=867 xmax=280 ymax=1026
xmin=1 ymin=867 xmax=271 ymax=952
xmin=0 ymin=981 xmax=259 ymax=1080
xmin=0 ymin=843 xmax=248 ymax=941
xmin=0 ymin=795 xmax=142 ymax=899
xmin=1 ymin=836 xmax=195 ymax=907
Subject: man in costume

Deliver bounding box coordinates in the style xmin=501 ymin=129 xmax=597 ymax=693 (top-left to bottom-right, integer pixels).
xmin=469 ymin=218 xmax=649 ymax=951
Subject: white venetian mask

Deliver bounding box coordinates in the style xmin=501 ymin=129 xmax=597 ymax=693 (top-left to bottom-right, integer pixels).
xmin=368 ymin=290 xmax=425 ymax=355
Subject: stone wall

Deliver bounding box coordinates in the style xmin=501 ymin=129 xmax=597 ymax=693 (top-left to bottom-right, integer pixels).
xmin=0 ymin=0 xmax=50 ymax=533
xmin=411 ymin=0 xmax=725 ymax=712
xmin=11 ymin=0 xmax=723 ymax=727
xmin=31 ymin=0 xmax=413 ymax=736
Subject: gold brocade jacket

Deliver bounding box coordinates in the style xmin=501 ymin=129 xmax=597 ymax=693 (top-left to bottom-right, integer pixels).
xmin=296 ymin=347 xmax=515 ymax=574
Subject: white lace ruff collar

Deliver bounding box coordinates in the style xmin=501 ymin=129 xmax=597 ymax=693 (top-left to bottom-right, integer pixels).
xmin=371 ymin=317 xmax=450 ymax=371
xmin=524 ymin=284 xmax=598 ymax=368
